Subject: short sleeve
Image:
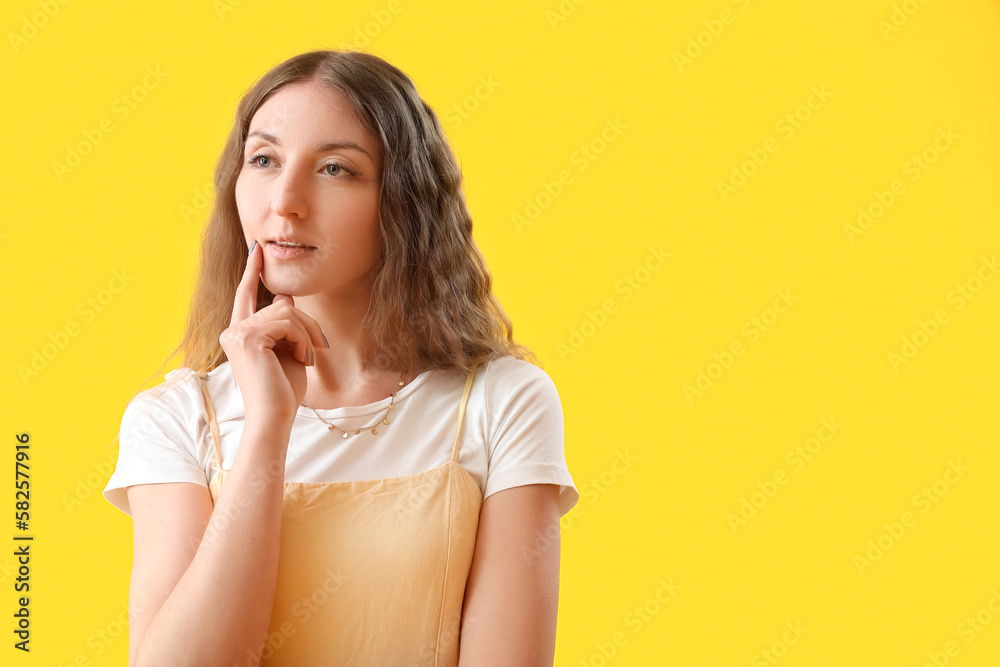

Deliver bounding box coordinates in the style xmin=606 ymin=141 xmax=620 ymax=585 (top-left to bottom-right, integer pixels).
xmin=103 ymin=369 xmax=210 ymax=517
xmin=482 ymin=357 xmax=580 ymax=517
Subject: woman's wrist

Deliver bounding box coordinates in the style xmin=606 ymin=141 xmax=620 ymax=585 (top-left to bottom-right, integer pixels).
xmin=241 ymin=415 xmax=295 ymax=453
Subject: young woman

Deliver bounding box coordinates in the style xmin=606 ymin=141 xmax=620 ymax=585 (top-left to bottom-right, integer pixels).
xmin=103 ymin=49 xmax=579 ymax=665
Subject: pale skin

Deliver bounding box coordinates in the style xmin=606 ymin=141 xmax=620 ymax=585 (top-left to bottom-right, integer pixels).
xmin=125 ymin=77 xmax=562 ymax=665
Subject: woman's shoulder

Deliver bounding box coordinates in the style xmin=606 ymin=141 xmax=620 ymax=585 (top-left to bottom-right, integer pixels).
xmin=128 ymin=366 xmax=201 ymax=410
xmin=118 ymin=362 xmax=247 ymax=446
xmin=117 ymin=367 xmax=206 ymax=441
xmin=188 ymin=361 xmax=244 ymax=419
xmin=477 ymin=354 xmax=561 ymax=406
xmin=480 ymin=353 xmax=554 ymax=382
xmin=470 ymin=356 xmax=566 ymax=463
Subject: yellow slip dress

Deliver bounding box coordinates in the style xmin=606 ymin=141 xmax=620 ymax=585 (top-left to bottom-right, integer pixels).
xmin=197 ymin=365 xmax=482 ymax=665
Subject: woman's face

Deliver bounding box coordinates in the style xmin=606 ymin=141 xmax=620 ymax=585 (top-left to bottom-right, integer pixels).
xmin=235 ymin=79 xmax=382 ymax=299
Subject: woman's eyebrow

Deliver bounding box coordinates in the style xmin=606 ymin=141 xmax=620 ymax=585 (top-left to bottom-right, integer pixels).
xmin=246 ymin=130 xmax=374 ymax=162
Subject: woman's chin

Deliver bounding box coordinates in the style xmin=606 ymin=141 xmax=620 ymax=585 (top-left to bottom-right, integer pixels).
xmin=260 ymin=273 xmax=313 ymax=298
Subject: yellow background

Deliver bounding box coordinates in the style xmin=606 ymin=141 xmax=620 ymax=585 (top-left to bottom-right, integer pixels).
xmin=3 ymin=0 xmax=999 ymax=664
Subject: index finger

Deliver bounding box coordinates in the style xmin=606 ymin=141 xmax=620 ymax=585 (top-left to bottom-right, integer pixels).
xmin=230 ymin=239 xmax=262 ymax=327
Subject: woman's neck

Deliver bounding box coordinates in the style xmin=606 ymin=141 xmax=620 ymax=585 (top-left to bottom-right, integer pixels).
xmin=290 ymin=290 xmax=410 ymax=409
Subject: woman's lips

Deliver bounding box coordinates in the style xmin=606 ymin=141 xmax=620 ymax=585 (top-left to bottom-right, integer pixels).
xmin=267 ymin=242 xmax=316 ymax=259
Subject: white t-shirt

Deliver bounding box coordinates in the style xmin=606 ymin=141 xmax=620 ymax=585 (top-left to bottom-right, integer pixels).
xmin=103 ymin=355 xmax=580 ymax=518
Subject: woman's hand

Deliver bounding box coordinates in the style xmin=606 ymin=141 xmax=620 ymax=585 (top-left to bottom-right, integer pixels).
xmin=219 ymin=240 xmax=327 ymax=429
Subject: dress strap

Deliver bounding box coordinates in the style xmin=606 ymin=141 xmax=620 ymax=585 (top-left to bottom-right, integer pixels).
xmin=196 ymin=371 xmax=224 ymax=474
xmin=451 ymin=362 xmax=479 ymax=463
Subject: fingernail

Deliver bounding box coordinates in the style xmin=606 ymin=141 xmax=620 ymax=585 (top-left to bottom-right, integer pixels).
xmin=248 ymin=240 xmax=257 ymax=256
xmin=322 ymin=333 xmax=330 ymax=348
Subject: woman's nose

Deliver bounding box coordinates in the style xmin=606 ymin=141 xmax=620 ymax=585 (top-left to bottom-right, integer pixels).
xmin=271 ymin=165 xmax=310 ymax=219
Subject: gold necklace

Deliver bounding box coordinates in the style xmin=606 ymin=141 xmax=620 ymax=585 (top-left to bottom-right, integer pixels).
xmin=299 ymin=369 xmax=407 ymax=438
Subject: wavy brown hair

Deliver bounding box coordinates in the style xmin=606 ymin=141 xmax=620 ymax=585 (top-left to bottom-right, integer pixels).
xmin=143 ymin=49 xmax=536 ymax=395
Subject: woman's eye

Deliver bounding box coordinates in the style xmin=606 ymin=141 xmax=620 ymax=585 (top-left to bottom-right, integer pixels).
xmin=325 ymin=163 xmax=356 ymax=177
xmin=246 ymin=153 xmax=355 ymax=177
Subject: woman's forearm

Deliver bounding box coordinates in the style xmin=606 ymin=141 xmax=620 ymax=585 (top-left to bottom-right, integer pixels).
xmin=133 ymin=419 xmax=291 ymax=667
